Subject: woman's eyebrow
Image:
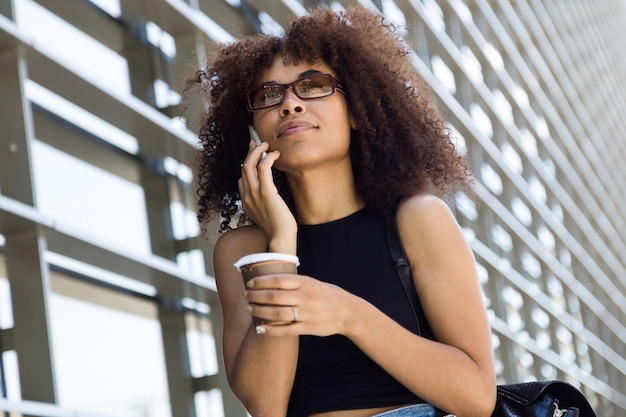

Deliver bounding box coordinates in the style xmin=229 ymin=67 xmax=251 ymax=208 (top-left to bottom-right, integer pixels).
xmin=261 ymin=69 xmax=324 ymax=84
xmin=297 ymin=69 xmax=324 ymax=78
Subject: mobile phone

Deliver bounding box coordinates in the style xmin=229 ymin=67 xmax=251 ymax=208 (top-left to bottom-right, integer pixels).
xmin=249 ymin=126 xmax=267 ymax=159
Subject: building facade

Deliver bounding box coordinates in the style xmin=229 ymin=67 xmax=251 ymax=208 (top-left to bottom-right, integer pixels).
xmin=0 ymin=0 xmax=624 ymax=416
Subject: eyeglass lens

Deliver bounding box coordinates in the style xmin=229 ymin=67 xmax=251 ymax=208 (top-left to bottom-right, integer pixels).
xmin=247 ymin=74 xmax=338 ymax=110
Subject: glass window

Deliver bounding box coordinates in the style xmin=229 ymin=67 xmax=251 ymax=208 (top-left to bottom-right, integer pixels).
xmin=15 ymin=0 xmax=130 ymax=94
xmin=49 ymin=272 xmax=170 ymax=417
xmin=31 ymin=140 xmax=151 ymax=254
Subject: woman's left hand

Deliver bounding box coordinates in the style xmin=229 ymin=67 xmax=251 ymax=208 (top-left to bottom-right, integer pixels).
xmin=245 ymin=273 xmax=358 ymax=337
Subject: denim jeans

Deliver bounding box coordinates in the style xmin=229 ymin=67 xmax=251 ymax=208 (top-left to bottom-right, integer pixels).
xmin=371 ymin=403 xmax=437 ymax=417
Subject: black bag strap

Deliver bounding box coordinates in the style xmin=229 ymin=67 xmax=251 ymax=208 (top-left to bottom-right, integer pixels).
xmin=386 ymin=214 xmax=434 ymax=340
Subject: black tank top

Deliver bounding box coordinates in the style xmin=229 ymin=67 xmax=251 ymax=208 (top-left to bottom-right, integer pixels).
xmin=287 ymin=207 xmax=424 ymax=417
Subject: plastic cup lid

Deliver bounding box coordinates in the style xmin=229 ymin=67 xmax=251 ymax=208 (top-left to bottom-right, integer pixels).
xmin=233 ymin=252 xmax=300 ymax=271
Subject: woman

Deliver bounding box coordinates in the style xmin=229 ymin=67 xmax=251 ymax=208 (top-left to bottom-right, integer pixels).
xmin=189 ymin=6 xmax=496 ymax=417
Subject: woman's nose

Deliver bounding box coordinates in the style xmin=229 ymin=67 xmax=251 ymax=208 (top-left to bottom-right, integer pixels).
xmin=280 ymin=89 xmax=305 ymax=115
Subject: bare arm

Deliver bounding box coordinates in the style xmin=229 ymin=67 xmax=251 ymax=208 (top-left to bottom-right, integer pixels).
xmin=213 ymin=226 xmax=298 ymax=417
xmin=347 ymin=195 xmax=496 ymax=416
xmin=352 ymin=196 xmax=495 ymax=417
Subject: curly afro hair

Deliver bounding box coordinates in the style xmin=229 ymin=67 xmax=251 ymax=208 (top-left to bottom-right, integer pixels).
xmin=187 ymin=6 xmax=474 ymax=233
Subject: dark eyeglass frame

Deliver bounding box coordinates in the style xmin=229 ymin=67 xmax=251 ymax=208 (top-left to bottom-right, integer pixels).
xmin=245 ymin=73 xmax=346 ymax=111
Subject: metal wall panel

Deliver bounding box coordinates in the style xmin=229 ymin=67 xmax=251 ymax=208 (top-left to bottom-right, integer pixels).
xmin=0 ymin=0 xmax=624 ymax=416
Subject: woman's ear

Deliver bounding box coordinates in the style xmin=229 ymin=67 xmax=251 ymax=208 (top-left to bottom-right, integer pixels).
xmin=349 ymin=112 xmax=357 ymax=130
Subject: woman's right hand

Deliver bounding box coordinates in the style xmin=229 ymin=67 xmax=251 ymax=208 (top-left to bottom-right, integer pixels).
xmin=238 ymin=140 xmax=297 ymax=254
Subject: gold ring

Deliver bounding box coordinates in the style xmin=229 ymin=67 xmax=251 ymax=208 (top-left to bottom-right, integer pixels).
xmin=291 ymin=306 xmax=298 ymax=322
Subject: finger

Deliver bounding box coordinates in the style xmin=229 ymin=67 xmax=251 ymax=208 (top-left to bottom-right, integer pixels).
xmin=246 ymin=288 xmax=299 ymax=308
xmin=247 ymin=304 xmax=298 ymax=326
xmin=246 ymin=274 xmax=301 ymax=290
xmin=255 ymin=322 xmax=302 ymax=336
xmin=239 ymin=176 xmax=258 ymax=219
xmin=257 ymin=149 xmax=280 ymax=168
xmin=240 ymin=142 xmax=270 ymax=200
xmin=242 ymin=141 xmax=270 ymax=171
xmin=256 ymin=151 xmax=281 ymax=193
xmin=239 ymin=138 xmax=255 ymax=169
xmin=237 ymin=176 xmax=248 ymax=199
xmin=240 ymin=146 xmax=259 ymax=189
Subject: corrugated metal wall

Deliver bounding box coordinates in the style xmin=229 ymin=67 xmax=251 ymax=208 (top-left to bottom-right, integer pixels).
xmin=0 ymin=1 xmax=624 ymax=416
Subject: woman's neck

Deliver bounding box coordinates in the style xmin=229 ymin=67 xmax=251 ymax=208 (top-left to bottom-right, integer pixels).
xmin=287 ymin=166 xmax=364 ymax=225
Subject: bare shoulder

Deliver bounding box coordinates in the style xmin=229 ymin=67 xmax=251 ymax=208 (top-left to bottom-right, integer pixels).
xmin=396 ymin=194 xmax=458 ymax=233
xmin=395 ymin=194 xmax=468 ymax=267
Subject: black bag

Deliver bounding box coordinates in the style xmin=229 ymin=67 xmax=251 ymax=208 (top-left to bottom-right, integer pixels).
xmin=385 ymin=217 xmax=597 ymax=417
xmin=492 ymin=380 xmax=596 ymax=417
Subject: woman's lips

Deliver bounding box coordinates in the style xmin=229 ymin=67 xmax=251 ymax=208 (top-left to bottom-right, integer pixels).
xmin=277 ymin=119 xmax=317 ymax=137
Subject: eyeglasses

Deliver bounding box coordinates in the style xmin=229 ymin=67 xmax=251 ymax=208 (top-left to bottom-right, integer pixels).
xmin=246 ymin=73 xmax=345 ymax=111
